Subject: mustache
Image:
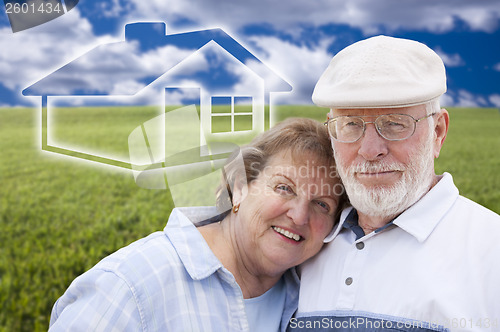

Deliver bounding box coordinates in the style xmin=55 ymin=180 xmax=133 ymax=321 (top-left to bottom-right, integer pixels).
xmin=346 ymin=161 xmax=406 ymax=174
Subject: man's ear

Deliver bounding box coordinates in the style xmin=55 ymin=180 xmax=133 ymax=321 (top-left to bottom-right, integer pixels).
xmin=433 ymin=108 xmax=450 ymax=159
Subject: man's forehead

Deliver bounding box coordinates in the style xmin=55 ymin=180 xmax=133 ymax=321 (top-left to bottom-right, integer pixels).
xmin=332 ymin=104 xmax=426 ymax=116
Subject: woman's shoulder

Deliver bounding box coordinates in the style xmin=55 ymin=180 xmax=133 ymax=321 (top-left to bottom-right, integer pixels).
xmin=50 ymin=231 xmax=184 ymax=330
xmin=93 ymin=231 xmax=182 ymax=280
xmin=82 ymin=207 xmax=226 ymax=293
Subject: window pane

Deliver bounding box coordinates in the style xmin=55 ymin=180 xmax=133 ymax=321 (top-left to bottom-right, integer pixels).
xmin=212 ymin=115 xmax=232 ymax=133
xmin=234 ymin=115 xmax=252 ymax=131
xmin=234 ymin=97 xmax=252 ymax=113
xmin=212 ymin=96 xmax=231 ymax=114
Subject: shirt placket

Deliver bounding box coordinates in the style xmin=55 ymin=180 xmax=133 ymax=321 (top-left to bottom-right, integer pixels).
xmin=218 ymin=269 xmax=251 ymax=331
xmin=336 ymin=231 xmax=374 ymax=309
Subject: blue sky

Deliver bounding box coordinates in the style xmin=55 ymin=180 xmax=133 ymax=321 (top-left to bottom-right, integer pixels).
xmin=1 ymin=0 xmax=499 ymax=108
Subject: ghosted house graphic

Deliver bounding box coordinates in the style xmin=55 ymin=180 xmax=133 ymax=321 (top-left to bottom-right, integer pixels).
xmin=22 ymin=22 xmax=292 ymax=173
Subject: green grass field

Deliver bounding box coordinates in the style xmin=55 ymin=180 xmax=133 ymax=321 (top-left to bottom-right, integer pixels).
xmin=0 ymin=105 xmax=499 ymax=331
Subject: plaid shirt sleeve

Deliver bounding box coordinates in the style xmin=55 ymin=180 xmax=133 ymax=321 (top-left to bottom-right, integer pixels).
xmin=49 ymin=269 xmax=143 ymax=332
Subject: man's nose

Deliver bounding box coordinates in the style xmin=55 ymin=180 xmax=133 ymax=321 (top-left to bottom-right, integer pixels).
xmin=357 ymin=123 xmax=389 ymax=161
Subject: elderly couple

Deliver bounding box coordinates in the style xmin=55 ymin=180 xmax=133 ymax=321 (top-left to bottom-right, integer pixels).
xmin=49 ymin=36 xmax=500 ymax=331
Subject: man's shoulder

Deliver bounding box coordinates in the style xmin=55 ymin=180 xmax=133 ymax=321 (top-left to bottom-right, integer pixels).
xmin=439 ymin=173 xmax=499 ymax=223
xmin=454 ymin=194 xmax=500 ymax=223
xmin=438 ymin=194 xmax=500 ymax=255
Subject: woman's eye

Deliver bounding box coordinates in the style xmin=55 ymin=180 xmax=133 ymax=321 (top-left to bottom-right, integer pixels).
xmin=315 ymin=200 xmax=330 ymax=212
xmin=276 ymin=184 xmax=294 ymax=194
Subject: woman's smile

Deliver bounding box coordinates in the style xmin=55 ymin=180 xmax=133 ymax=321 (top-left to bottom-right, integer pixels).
xmin=271 ymin=226 xmax=303 ymax=242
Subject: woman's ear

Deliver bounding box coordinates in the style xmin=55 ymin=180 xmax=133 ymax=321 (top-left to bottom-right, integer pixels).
xmin=231 ymin=174 xmax=248 ymax=206
xmin=433 ymin=108 xmax=450 ymax=159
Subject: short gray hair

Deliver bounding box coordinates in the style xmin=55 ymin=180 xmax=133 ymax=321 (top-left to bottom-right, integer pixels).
xmin=424 ymin=98 xmax=441 ymax=128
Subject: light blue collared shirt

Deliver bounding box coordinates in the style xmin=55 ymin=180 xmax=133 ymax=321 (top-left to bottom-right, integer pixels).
xmin=49 ymin=206 xmax=299 ymax=331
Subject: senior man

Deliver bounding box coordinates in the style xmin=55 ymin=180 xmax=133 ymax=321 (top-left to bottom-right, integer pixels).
xmin=290 ymin=36 xmax=500 ymax=331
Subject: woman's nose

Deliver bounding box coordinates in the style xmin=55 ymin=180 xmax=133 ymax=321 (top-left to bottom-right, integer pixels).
xmin=286 ymin=200 xmax=310 ymax=226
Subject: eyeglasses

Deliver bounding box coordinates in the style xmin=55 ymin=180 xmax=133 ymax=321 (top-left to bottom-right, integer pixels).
xmin=324 ymin=113 xmax=436 ymax=143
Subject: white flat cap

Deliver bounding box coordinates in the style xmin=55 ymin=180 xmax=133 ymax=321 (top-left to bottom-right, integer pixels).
xmin=312 ymin=35 xmax=447 ymax=109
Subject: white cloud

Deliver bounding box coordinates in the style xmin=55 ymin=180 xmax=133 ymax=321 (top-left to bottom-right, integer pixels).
xmin=453 ymin=89 xmax=489 ymax=108
xmin=493 ymin=63 xmax=500 ymax=71
xmin=434 ymin=47 xmax=465 ymax=67
xmin=246 ymin=35 xmax=335 ymax=104
xmin=99 ymin=0 xmax=133 ymax=18
xmin=420 ymin=91 xmax=495 ymax=109
xmin=123 ymin=0 xmax=500 ymax=34
xmin=439 ymin=93 xmax=454 ymax=108
xmin=441 ymin=90 xmax=496 ymax=108
xmin=457 ymin=5 xmax=500 ymax=32
xmin=488 ymin=94 xmax=500 ymax=108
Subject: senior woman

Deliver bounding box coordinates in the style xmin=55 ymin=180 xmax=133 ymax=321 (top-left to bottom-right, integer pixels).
xmin=48 ymin=118 xmax=345 ymax=332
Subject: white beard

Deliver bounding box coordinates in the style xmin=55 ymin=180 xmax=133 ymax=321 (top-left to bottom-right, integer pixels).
xmin=335 ymin=135 xmax=435 ymax=218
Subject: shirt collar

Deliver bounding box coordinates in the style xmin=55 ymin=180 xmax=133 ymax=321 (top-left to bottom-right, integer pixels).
xmin=341 ymin=209 xmax=366 ymax=240
xmin=164 ymin=207 xmax=225 ymax=280
xmin=393 ymin=172 xmax=458 ymax=242
xmin=324 ymin=207 xmax=353 ymax=243
xmin=165 ymin=207 xmax=301 ymax=312
xmin=324 ymin=172 xmax=459 ymax=243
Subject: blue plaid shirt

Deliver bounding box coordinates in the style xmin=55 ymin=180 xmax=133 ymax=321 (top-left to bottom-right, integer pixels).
xmin=49 ymin=207 xmax=299 ymax=331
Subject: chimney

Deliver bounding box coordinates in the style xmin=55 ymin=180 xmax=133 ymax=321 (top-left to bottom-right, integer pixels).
xmin=125 ymin=22 xmax=167 ymax=44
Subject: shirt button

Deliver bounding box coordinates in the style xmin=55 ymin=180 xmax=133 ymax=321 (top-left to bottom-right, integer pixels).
xmin=345 ymin=277 xmax=353 ymax=285
xmin=356 ymin=242 xmax=365 ymax=250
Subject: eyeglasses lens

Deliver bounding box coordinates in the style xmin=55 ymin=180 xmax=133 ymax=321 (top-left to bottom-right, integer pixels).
xmin=376 ymin=114 xmax=414 ymax=140
xmin=329 ymin=114 xmax=416 ymax=142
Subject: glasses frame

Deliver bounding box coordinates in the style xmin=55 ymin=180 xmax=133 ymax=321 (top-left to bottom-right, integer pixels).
xmin=324 ymin=112 xmax=437 ymax=143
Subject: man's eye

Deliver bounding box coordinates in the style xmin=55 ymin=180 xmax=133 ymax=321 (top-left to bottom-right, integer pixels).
xmin=383 ymin=121 xmax=408 ymax=133
xmin=387 ymin=121 xmax=405 ymax=127
xmin=345 ymin=121 xmax=362 ymax=127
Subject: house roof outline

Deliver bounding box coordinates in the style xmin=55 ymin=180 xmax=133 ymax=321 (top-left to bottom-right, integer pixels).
xmin=22 ymin=22 xmax=292 ymax=97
